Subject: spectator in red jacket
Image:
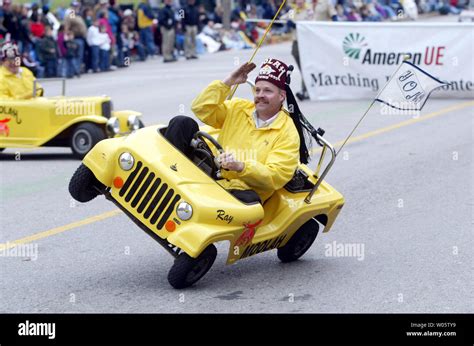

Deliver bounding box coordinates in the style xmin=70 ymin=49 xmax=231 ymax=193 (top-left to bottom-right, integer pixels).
xmin=30 ymin=12 xmax=45 ymax=38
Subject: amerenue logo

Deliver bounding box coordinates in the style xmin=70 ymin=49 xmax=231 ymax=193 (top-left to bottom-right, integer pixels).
xmin=342 ymin=33 xmax=368 ymax=60
xmin=342 ymin=32 xmax=445 ymax=66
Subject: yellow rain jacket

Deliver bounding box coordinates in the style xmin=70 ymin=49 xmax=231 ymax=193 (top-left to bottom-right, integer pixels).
xmin=0 ymin=66 xmax=42 ymax=99
xmin=191 ymin=80 xmax=300 ymax=202
xmin=137 ymin=8 xmax=154 ymax=29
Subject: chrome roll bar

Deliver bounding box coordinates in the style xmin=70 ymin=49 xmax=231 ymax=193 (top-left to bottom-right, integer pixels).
xmin=304 ymin=135 xmax=336 ymax=204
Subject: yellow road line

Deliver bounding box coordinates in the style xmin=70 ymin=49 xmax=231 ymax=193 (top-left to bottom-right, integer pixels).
xmin=2 ymin=100 xmax=473 ymax=250
xmin=311 ymin=100 xmax=474 ymax=154
xmin=0 ymin=210 xmax=121 ymax=251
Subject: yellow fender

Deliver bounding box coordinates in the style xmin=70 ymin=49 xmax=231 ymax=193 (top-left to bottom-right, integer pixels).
xmin=83 ymin=137 xmax=125 ymax=186
xmin=35 ymin=115 xmax=108 ymax=147
xmin=167 ymin=224 xmax=236 ymax=258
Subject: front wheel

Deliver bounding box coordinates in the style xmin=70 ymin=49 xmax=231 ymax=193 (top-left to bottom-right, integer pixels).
xmin=277 ymin=219 xmax=319 ymax=263
xmin=69 ymin=164 xmax=105 ymax=202
xmin=168 ymin=244 xmax=217 ymax=289
xmin=70 ymin=123 xmax=106 ymax=159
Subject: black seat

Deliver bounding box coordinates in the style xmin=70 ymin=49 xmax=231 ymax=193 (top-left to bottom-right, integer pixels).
xmin=284 ymin=169 xmax=314 ymax=193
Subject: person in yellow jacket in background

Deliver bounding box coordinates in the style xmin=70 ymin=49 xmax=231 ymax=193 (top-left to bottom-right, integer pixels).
xmin=137 ymin=0 xmax=157 ymax=58
xmin=0 ymin=42 xmax=43 ymax=100
xmin=163 ymin=58 xmax=310 ymax=204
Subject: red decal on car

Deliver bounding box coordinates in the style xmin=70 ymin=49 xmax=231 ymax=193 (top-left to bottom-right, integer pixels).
xmin=0 ymin=118 xmax=11 ymax=137
xmin=235 ymin=219 xmax=262 ymax=247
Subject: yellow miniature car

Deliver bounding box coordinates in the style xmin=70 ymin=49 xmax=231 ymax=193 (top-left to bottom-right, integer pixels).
xmin=0 ymin=79 xmax=143 ymax=158
xmin=69 ymin=112 xmax=345 ymax=288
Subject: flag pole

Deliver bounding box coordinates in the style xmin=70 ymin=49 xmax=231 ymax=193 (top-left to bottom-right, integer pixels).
xmin=228 ymin=0 xmax=288 ymax=100
xmin=335 ymin=99 xmax=376 ymax=157
xmin=335 ymin=57 xmax=409 ymax=157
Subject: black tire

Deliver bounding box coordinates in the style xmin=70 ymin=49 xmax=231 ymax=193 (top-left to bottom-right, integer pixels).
xmin=70 ymin=123 xmax=106 ymax=159
xmin=168 ymin=244 xmax=217 ymax=289
xmin=0 ymin=148 xmax=4 ymax=153
xmin=69 ymin=164 xmax=104 ymax=202
xmin=277 ymin=219 xmax=319 ymax=263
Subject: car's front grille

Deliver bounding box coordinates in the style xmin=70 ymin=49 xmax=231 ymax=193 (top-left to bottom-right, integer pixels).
xmin=119 ymin=161 xmax=181 ymax=230
xmin=101 ymin=101 xmax=112 ymax=118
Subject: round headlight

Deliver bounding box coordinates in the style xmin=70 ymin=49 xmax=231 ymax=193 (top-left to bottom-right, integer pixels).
xmin=106 ymin=117 xmax=120 ymax=136
xmin=127 ymin=115 xmax=140 ymax=131
xmin=119 ymin=152 xmax=134 ymax=171
xmin=176 ymin=202 xmax=193 ymax=221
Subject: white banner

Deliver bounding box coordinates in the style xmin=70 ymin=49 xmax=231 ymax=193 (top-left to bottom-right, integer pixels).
xmin=296 ymin=22 xmax=474 ymax=100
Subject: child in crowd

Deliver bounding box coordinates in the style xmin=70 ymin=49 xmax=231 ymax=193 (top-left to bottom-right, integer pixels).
xmin=64 ymin=31 xmax=80 ymax=77
xmin=120 ymin=23 xmax=146 ymax=64
xmin=37 ymin=25 xmax=58 ymax=77
xmin=98 ymin=24 xmax=111 ymax=71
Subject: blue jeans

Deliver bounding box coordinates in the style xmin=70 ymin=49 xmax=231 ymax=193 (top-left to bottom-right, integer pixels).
xmin=99 ymin=49 xmax=110 ymax=71
xmin=33 ymin=64 xmax=44 ymax=78
xmin=117 ymin=49 xmax=125 ymax=67
xmin=58 ymin=58 xmax=67 ymax=77
xmin=136 ymin=43 xmax=146 ymax=61
xmin=139 ymin=27 xmax=156 ymax=57
xmin=449 ymin=5 xmax=462 ymax=14
xmin=90 ymin=45 xmax=100 ymax=72
xmin=43 ymin=58 xmax=57 ymax=77
xmin=66 ymin=58 xmax=80 ymax=77
xmin=73 ymin=38 xmax=84 ymax=75
xmin=176 ymin=33 xmax=185 ymax=53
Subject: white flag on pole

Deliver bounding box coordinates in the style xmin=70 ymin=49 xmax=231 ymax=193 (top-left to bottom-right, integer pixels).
xmin=376 ymin=61 xmax=450 ymax=111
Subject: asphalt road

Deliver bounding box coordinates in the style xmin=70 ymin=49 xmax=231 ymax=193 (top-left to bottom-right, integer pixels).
xmin=1 ymin=28 xmax=473 ymax=313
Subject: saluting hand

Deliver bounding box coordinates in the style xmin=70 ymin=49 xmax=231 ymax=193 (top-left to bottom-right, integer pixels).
xmin=223 ymin=62 xmax=257 ymax=87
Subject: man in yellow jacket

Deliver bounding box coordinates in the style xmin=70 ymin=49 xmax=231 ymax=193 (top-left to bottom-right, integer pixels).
xmin=0 ymin=43 xmax=43 ymax=99
xmin=137 ymin=0 xmax=157 ymax=58
xmin=164 ymin=59 xmax=301 ymax=204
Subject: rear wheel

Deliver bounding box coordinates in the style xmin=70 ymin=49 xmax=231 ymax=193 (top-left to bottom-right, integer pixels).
xmin=70 ymin=123 xmax=105 ymax=159
xmin=277 ymin=219 xmax=319 ymax=263
xmin=69 ymin=164 xmax=105 ymax=202
xmin=168 ymin=244 xmax=217 ymax=289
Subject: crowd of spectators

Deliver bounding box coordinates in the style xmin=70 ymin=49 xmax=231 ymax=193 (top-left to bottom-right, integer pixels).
xmin=328 ymin=0 xmax=468 ymax=22
xmin=0 ymin=0 xmax=469 ymax=78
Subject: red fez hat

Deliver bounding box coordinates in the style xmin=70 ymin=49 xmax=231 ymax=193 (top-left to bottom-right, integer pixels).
xmin=255 ymin=58 xmax=288 ymax=90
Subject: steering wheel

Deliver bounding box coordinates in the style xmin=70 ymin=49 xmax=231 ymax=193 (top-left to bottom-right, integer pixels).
xmin=192 ymin=131 xmax=224 ymax=179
